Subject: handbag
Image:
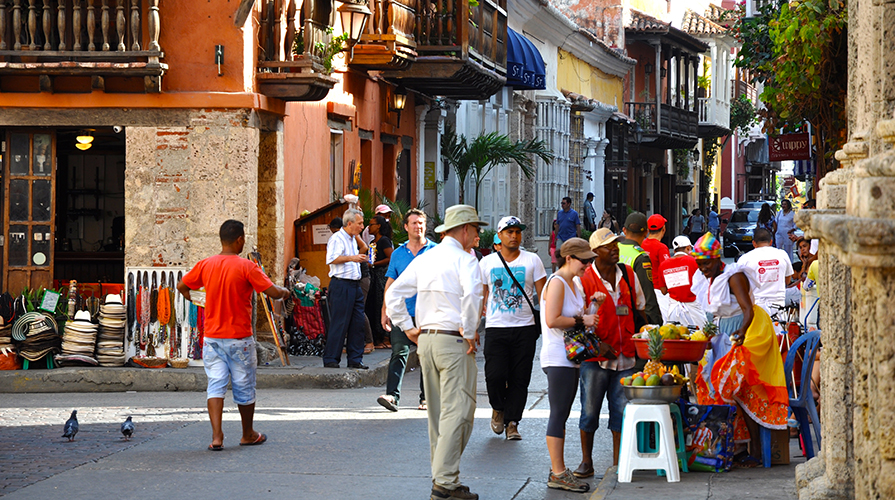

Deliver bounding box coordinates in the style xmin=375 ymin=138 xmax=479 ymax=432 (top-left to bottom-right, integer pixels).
xmin=497 ymin=252 xmax=542 ymax=337
xmin=564 ymin=326 xmax=600 ymax=363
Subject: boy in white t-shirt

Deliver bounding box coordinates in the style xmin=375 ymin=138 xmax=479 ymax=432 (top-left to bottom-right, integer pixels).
xmin=479 ymin=216 xmax=547 ymax=441
xmin=737 ymin=228 xmax=797 ymax=316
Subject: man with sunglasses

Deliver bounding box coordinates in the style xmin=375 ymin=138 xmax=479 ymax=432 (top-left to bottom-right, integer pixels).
xmin=572 ymin=228 xmax=646 ymax=479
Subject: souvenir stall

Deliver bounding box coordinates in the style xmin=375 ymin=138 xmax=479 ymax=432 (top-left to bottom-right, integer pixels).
xmin=124 ymin=267 xmax=197 ymax=368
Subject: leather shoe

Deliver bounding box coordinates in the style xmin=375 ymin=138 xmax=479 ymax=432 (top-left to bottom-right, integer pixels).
xmin=572 ymin=461 xmax=594 ymax=478
xmin=348 ymin=362 xmax=369 ymax=370
xmin=323 ymin=362 xmax=340 ymax=368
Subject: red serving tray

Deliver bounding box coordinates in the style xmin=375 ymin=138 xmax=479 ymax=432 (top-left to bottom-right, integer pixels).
xmin=633 ymin=338 xmax=710 ymax=362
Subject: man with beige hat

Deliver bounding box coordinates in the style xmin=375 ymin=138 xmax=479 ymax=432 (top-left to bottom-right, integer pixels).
xmin=385 ymin=204 xmax=486 ymax=500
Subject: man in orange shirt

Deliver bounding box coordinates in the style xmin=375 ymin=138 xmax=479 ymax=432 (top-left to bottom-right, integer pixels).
xmin=177 ymin=220 xmax=290 ymax=451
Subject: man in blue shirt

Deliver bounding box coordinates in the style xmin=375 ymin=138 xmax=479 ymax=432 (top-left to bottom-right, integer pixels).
xmin=377 ymin=208 xmax=438 ymax=411
xmin=556 ymin=196 xmax=581 ymax=249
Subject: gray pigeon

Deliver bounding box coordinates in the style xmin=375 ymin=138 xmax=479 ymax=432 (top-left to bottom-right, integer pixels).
xmin=62 ymin=410 xmax=78 ymax=441
xmin=121 ymin=416 xmax=134 ymax=441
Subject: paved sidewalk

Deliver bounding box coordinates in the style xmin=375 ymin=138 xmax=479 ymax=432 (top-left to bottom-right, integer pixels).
xmin=0 ymin=347 xmax=416 ymax=393
xmin=590 ymin=453 xmax=803 ymax=500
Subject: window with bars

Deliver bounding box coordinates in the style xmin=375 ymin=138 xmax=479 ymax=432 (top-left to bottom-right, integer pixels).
xmin=569 ymin=114 xmax=585 ymax=216
xmin=535 ymin=98 xmax=571 ymax=238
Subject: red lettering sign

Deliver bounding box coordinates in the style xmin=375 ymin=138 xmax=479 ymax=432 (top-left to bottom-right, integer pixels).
xmin=768 ymin=133 xmax=811 ymax=161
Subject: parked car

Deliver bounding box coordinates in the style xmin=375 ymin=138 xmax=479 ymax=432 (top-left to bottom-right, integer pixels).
xmin=738 ymin=200 xmax=777 ymax=210
xmin=723 ymin=208 xmax=760 ymax=257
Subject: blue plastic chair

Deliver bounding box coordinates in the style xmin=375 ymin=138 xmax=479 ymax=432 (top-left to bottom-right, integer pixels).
xmin=803 ymin=298 xmax=820 ymax=335
xmin=784 ymin=330 xmax=822 ymax=459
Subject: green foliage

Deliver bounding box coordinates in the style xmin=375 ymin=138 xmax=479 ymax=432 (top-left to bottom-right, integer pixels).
xmin=440 ymin=126 xmax=554 ymax=210
xmin=292 ymin=27 xmax=349 ymax=73
xmin=673 ymin=149 xmax=691 ymax=178
xmin=697 ymin=58 xmax=711 ymax=91
xmin=703 ymin=136 xmax=722 ymax=169
xmin=729 ymin=95 xmax=757 ymax=136
xmin=478 ymin=229 xmax=497 ymax=250
xmin=733 ymin=0 xmax=848 ymax=176
xmin=355 ymin=188 xmax=428 ymax=245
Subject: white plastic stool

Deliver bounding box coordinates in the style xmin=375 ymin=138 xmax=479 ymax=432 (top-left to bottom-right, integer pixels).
xmin=617 ymin=403 xmax=680 ymax=483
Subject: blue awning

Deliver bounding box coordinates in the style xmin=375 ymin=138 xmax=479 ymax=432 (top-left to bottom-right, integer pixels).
xmin=506 ymin=29 xmax=546 ymax=90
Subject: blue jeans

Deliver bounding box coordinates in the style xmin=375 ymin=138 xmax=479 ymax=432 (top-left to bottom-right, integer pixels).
xmin=385 ymin=321 xmax=424 ymax=405
xmin=579 ymin=362 xmax=635 ymax=433
xmin=203 ymin=336 xmax=257 ymax=405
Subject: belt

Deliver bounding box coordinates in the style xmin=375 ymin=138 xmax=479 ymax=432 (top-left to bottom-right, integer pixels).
xmin=331 ymin=276 xmax=360 ymax=282
xmin=420 ymin=328 xmax=462 ymax=337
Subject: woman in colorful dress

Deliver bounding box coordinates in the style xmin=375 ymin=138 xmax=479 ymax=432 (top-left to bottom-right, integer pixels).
xmin=690 ymin=233 xmax=789 ymax=466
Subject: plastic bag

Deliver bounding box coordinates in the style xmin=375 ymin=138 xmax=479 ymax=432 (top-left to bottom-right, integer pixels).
xmin=677 ymin=399 xmax=737 ymax=472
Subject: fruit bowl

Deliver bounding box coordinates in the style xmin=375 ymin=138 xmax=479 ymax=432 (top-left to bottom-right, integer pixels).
xmin=623 ymin=384 xmax=682 ymax=404
xmin=633 ymin=338 xmax=710 ymax=362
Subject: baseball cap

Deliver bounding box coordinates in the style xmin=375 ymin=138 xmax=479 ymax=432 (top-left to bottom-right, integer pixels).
xmin=672 ymin=235 xmax=692 ymax=251
xmin=493 ymin=233 xmax=501 ymax=245
xmin=560 ymin=238 xmax=597 ymax=260
xmin=647 ymin=214 xmax=667 ymax=231
xmin=497 ymin=216 xmax=526 ymax=232
xmin=624 ymin=212 xmax=648 ymax=232
xmin=374 ymin=204 xmax=393 ymax=215
xmin=589 ymin=228 xmax=623 ymax=249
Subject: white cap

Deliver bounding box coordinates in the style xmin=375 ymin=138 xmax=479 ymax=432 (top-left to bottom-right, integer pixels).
xmin=672 ymin=235 xmax=692 ymax=251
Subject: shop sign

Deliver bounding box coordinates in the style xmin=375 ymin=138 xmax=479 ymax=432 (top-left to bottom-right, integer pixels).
xmin=312 ymin=224 xmax=333 ymax=245
xmin=768 ymin=133 xmax=811 ymax=161
xmin=424 ymin=162 xmax=436 ymax=190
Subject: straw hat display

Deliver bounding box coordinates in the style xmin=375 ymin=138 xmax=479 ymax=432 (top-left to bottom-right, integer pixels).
xmin=96 ymin=294 xmax=127 ymax=366
xmin=14 ymin=312 xmax=61 ymax=362
xmin=59 ymin=310 xmax=98 ymax=362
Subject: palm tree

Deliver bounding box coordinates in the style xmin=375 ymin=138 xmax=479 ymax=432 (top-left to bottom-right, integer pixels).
xmin=441 ymin=126 xmax=554 ymax=210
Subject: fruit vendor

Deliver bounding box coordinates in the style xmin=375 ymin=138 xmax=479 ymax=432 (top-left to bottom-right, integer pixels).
xmin=689 ymin=233 xmax=789 ymax=465
xmin=573 ymin=228 xmax=647 ymax=478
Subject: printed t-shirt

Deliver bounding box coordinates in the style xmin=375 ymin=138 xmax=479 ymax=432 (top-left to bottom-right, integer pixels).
xmin=385 ymin=239 xmax=437 ymax=317
xmin=479 ymin=250 xmax=547 ymax=327
xmin=640 ymin=237 xmax=670 ymax=283
xmin=556 ymin=208 xmax=580 ymax=241
xmin=800 ymin=259 xmax=820 ymax=308
xmin=655 ymin=253 xmax=699 ymax=302
xmin=181 ymin=254 xmax=274 ymax=339
xmin=737 ymin=245 xmax=794 ymax=303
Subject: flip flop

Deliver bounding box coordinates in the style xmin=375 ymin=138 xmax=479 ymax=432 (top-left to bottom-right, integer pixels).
xmin=208 ymin=444 xmax=223 ymax=451
xmin=239 ymin=433 xmax=267 ymax=446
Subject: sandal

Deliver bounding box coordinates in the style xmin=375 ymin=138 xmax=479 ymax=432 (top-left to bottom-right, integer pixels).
xmin=239 ymin=432 xmax=267 ymax=446
xmin=418 ymin=400 xmax=427 ymax=411
xmin=364 ymin=343 xmax=375 ymax=355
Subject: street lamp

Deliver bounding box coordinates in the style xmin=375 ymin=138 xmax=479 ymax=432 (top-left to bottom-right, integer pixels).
xmin=390 ymin=85 xmax=407 ymax=123
xmin=338 ymin=0 xmax=372 ymax=57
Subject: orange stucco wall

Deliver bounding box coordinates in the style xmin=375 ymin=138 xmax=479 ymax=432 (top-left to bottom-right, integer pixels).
xmin=282 ymin=72 xmax=418 ymax=263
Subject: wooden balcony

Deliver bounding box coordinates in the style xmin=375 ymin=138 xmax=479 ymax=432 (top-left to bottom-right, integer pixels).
xmin=627 ymin=101 xmax=698 ymax=149
xmin=384 ymin=0 xmax=506 ymax=100
xmin=348 ymin=0 xmax=417 ymax=70
xmin=256 ymin=0 xmax=337 ymax=102
xmin=0 ymin=0 xmax=165 ymax=93
xmin=697 ymin=96 xmax=730 ymax=138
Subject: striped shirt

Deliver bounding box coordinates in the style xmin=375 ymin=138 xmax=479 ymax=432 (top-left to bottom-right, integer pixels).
xmin=326 ymin=228 xmax=361 ymax=280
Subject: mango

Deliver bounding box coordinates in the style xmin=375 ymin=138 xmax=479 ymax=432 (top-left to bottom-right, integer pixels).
xmin=632 ymin=376 xmax=646 ymax=387
xmin=646 ymin=374 xmax=661 ymax=386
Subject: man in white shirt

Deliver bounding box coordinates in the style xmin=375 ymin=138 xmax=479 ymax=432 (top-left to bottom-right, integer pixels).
xmin=322 ymin=208 xmax=370 ymax=369
xmin=386 ymin=204 xmax=486 ymax=500
xmin=479 ymin=216 xmax=546 ymax=441
xmin=737 ymin=228 xmax=797 ymax=316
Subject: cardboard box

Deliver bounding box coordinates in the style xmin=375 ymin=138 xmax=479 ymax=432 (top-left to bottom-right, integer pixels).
xmin=769 ymin=429 xmax=791 ymax=465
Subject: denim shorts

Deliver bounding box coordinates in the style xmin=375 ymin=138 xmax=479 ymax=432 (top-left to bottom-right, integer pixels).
xmin=203 ymin=336 xmax=257 ymax=405
xmin=579 ymin=362 xmax=635 ymax=433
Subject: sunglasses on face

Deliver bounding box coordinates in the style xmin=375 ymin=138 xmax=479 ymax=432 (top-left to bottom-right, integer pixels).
xmin=572 ymin=255 xmax=594 ymax=265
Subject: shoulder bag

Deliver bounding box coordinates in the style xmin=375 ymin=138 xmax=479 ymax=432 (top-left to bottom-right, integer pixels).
xmin=497 ymin=252 xmax=541 ymax=337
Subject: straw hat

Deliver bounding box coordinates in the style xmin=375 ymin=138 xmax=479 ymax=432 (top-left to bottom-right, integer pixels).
xmin=434 ymin=205 xmax=488 ymax=233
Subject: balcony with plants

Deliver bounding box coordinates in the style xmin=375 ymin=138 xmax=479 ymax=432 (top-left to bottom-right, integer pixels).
xmin=0 ymin=0 xmax=164 ymax=92
xmin=347 ymin=0 xmax=417 ymax=70
xmin=696 ymin=56 xmax=731 ymax=139
xmin=256 ymin=0 xmax=339 ymax=102
xmin=385 ymin=0 xmax=507 ymax=100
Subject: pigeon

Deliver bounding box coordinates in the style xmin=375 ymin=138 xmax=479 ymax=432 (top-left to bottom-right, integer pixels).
xmin=62 ymin=410 xmax=79 ymax=442
xmin=121 ymin=416 xmax=134 ymax=441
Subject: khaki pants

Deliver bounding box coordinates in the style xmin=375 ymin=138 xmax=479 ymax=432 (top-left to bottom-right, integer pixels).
xmin=418 ymin=332 xmax=477 ymax=489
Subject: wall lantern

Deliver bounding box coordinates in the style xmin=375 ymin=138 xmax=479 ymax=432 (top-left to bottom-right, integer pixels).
xmin=660 ymin=67 xmax=667 ymax=78
xmin=644 ymin=63 xmax=653 ymax=76
xmin=338 ymin=0 xmax=372 ymax=53
xmin=390 ymin=85 xmax=407 ymax=123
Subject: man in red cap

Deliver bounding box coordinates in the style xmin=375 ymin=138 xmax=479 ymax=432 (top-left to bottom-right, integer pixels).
xmin=641 ymin=214 xmax=670 ymax=288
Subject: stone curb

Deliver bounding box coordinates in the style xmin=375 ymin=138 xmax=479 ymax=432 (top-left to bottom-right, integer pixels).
xmin=589 ymin=466 xmax=618 ymax=500
xmin=0 ymin=351 xmax=417 ymax=393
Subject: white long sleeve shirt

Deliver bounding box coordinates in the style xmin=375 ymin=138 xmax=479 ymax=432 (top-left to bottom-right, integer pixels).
xmin=385 ymin=236 xmax=483 ymax=340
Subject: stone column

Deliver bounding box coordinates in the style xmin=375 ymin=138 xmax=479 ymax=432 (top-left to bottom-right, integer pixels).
xmin=794 ymin=1 xmax=895 ymax=497
xmin=257 ymin=115 xmax=286 ymax=285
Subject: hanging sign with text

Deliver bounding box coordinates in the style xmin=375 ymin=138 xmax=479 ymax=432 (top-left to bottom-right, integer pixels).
xmin=768 ymin=133 xmax=811 ymax=161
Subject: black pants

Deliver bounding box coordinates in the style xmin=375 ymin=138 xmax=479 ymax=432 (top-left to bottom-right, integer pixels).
xmin=323 ymin=277 xmax=365 ymax=365
xmin=483 ymin=325 xmax=538 ymax=423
